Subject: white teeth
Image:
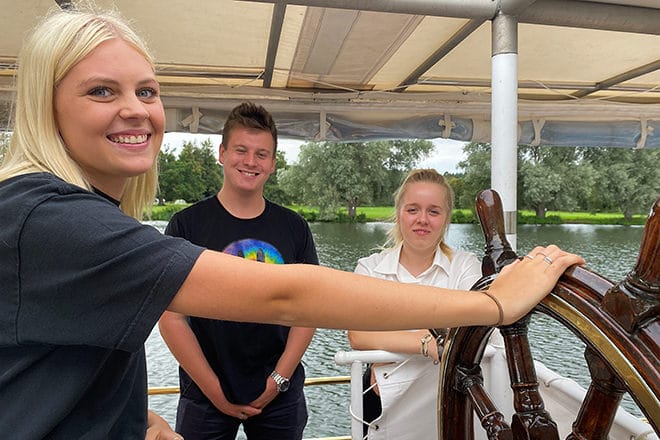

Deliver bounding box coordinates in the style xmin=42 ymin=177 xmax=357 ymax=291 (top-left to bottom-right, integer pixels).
xmin=110 ymin=134 xmax=148 ymax=144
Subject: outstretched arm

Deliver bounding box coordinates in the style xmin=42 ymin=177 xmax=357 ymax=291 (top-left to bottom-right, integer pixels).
xmin=168 ymin=245 xmax=584 ymax=332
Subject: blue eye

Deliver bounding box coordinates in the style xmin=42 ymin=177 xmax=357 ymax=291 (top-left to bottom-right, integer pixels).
xmin=137 ymin=88 xmax=157 ymax=99
xmin=89 ymin=87 xmax=111 ymax=97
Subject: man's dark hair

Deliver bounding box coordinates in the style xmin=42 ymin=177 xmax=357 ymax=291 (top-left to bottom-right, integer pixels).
xmin=222 ymin=102 xmax=278 ymax=153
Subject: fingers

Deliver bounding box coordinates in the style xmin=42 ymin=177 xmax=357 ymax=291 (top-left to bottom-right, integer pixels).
xmin=235 ymin=405 xmax=262 ymax=420
xmin=492 ymin=244 xmax=584 ymax=324
xmin=523 ymin=245 xmax=585 ymax=272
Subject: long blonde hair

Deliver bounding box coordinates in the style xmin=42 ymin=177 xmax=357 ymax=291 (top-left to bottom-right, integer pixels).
xmin=0 ymin=7 xmax=158 ymax=219
xmin=384 ymin=168 xmax=455 ymax=257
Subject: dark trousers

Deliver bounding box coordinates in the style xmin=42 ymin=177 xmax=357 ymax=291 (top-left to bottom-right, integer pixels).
xmin=175 ymin=392 xmax=308 ymax=440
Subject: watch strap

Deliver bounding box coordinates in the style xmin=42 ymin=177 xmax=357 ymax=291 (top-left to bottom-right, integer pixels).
xmin=270 ymin=370 xmax=290 ymax=392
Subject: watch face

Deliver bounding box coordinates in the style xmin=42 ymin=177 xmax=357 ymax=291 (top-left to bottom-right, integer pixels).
xmin=279 ymin=379 xmax=289 ymax=392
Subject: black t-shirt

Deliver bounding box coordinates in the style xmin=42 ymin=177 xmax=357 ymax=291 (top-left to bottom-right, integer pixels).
xmin=0 ymin=173 xmax=204 ymax=439
xmin=166 ymin=196 xmax=318 ymax=403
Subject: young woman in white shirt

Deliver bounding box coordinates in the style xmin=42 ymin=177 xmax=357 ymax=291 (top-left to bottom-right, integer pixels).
xmin=348 ymin=169 xmax=483 ymax=440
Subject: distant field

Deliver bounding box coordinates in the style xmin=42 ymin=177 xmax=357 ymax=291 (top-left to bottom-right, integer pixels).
xmin=150 ymin=204 xmax=646 ymax=225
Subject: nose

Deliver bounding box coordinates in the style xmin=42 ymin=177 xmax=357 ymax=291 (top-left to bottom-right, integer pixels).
xmin=118 ymin=95 xmax=149 ymax=120
xmin=243 ymin=151 xmax=258 ymax=166
xmin=416 ymin=212 xmax=429 ymax=224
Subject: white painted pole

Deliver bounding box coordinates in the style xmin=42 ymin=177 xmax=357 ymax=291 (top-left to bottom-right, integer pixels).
xmin=491 ymin=13 xmax=518 ymax=250
xmin=351 ymin=361 xmax=363 ymax=439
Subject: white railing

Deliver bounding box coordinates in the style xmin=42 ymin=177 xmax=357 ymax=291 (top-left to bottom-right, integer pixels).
xmin=335 ymin=340 xmax=657 ymax=440
xmin=334 ymin=350 xmax=417 ymax=439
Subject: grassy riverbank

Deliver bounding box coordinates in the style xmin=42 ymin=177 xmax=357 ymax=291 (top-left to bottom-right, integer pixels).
xmin=149 ymin=204 xmax=648 ymax=225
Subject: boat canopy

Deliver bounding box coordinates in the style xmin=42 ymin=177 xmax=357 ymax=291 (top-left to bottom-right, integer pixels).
xmin=1 ymin=0 xmax=659 ymax=148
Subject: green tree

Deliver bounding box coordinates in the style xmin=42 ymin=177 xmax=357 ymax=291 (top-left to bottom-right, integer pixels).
xmin=445 ymin=172 xmax=467 ymax=209
xmin=157 ymin=138 xmax=222 ymax=203
xmin=518 ymin=146 xmax=593 ymax=217
xmin=456 ymin=142 xmax=492 ymax=209
xmin=280 ymin=140 xmax=433 ymax=220
xmin=583 ymin=147 xmax=660 ymax=219
xmin=280 ymin=141 xmax=387 ymax=220
xmin=375 ymin=139 xmax=435 ymax=205
xmin=156 ymin=146 xmax=178 ymax=204
xmin=458 ymin=143 xmax=600 ymax=216
xmin=264 ymin=150 xmax=290 ymax=205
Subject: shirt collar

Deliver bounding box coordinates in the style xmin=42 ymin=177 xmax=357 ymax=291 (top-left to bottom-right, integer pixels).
xmin=92 ymin=187 xmax=121 ymax=206
xmin=372 ymin=243 xmax=452 ymax=277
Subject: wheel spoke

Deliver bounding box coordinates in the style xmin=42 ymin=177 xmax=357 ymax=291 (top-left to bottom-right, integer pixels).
xmin=500 ymin=316 xmax=559 ymax=440
xmin=454 ymin=364 xmax=513 ymax=440
xmin=568 ymin=349 xmax=627 ymax=440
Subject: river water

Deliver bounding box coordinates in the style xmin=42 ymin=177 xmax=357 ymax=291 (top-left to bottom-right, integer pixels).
xmin=145 ymin=221 xmax=646 ymax=438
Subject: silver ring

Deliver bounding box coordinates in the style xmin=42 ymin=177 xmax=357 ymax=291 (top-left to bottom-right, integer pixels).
xmin=543 ymin=256 xmax=553 ymax=264
xmin=525 ymin=254 xmax=534 ymax=260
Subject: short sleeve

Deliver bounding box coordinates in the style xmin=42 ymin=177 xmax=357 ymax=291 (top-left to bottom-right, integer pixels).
xmin=454 ymin=251 xmax=483 ymax=290
xmin=16 ymin=193 xmax=204 ymax=351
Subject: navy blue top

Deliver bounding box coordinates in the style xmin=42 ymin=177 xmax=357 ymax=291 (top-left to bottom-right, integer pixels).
xmin=166 ymin=196 xmax=318 ymax=404
xmin=0 ymin=173 xmax=204 ymax=439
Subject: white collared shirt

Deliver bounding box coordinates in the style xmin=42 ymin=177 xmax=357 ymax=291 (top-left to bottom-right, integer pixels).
xmin=354 ymin=243 xmax=482 ymax=290
xmin=353 ymin=244 xmax=482 ymax=440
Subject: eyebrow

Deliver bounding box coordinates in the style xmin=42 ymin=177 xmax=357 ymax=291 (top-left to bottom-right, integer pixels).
xmin=404 ymin=203 xmax=444 ymax=209
xmin=233 ymin=144 xmax=274 ymax=154
xmin=77 ymin=76 xmax=159 ymax=89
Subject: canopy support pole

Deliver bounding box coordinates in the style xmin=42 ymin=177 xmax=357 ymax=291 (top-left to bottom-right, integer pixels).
xmin=491 ymin=13 xmax=518 ymax=250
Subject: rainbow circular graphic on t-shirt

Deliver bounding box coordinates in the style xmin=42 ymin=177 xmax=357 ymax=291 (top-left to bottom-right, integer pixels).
xmin=223 ymin=239 xmax=284 ymax=265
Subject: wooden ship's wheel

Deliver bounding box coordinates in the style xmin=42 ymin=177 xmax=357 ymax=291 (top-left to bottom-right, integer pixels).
xmin=436 ymin=190 xmax=659 ymax=440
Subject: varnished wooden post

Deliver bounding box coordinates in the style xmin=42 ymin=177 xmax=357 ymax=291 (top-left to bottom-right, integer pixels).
xmin=476 ymin=190 xmax=518 ymax=276
xmin=602 ymin=198 xmax=660 ymax=333
xmin=476 ymin=189 xmax=560 ymax=439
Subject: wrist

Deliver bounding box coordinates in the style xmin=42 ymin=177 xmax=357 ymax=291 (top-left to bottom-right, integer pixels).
xmin=420 ymin=333 xmax=433 ymax=357
xmin=270 ymin=370 xmax=290 ymax=392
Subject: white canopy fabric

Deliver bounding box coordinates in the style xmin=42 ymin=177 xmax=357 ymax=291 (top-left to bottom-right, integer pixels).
xmin=1 ymin=0 xmax=659 ymax=147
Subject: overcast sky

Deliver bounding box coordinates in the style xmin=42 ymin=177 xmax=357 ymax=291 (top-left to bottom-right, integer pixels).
xmin=162 ymin=132 xmax=467 ymax=174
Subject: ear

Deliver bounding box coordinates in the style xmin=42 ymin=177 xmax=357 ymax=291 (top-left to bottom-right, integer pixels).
xmin=219 ymin=144 xmax=226 ymax=165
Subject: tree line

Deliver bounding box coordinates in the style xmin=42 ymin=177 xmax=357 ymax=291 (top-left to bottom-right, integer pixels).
xmin=2 ymin=134 xmax=657 ymax=220
xmin=455 ymin=143 xmax=659 ymax=220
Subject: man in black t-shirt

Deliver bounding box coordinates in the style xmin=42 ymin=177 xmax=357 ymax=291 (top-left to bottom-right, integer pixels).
xmin=159 ymin=103 xmax=318 ymax=440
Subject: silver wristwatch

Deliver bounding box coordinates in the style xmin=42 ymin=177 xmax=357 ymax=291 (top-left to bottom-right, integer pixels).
xmin=270 ymin=370 xmax=290 ymax=392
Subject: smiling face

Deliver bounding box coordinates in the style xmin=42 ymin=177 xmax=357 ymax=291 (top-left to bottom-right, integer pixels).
xmin=54 ymin=38 xmax=164 ymax=198
xmin=219 ymin=126 xmax=276 ymax=196
xmin=397 ymin=181 xmax=451 ymax=255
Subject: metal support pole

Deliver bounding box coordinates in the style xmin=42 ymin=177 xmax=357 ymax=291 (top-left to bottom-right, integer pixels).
xmin=491 ymin=13 xmax=518 ymax=250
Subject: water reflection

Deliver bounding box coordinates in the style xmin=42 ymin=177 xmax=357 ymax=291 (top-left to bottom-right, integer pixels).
xmin=145 ymin=221 xmax=647 ymax=437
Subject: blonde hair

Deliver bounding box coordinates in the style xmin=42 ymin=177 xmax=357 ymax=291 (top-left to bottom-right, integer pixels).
xmin=0 ymin=7 xmax=158 ymax=219
xmin=384 ymin=168 xmax=455 ymax=257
